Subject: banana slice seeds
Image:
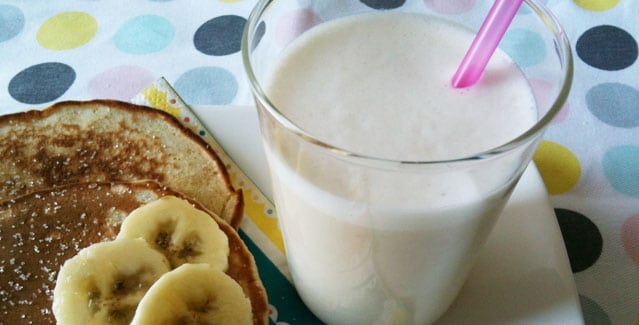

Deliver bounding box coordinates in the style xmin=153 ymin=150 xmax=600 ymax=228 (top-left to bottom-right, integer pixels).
xmin=131 ymin=263 xmax=252 ymax=325
xmin=117 ymin=196 xmax=230 ymax=271
xmin=52 ymin=238 xmax=171 ymax=325
xmin=53 ymin=196 xmax=255 ymax=324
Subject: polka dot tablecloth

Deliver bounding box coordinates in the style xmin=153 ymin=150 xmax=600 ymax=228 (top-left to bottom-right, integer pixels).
xmin=0 ymin=0 xmax=637 ymax=324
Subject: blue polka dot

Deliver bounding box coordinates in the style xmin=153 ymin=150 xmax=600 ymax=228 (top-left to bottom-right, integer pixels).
xmin=8 ymin=62 xmax=75 ymax=104
xmin=194 ymin=15 xmax=246 ymax=56
xmin=500 ymin=28 xmax=546 ymax=67
xmin=360 ymin=0 xmax=406 ymax=9
xmin=0 ymin=4 xmax=25 ymax=42
xmin=250 ymin=21 xmax=267 ymax=52
xmin=174 ymin=67 xmax=238 ymax=105
xmin=114 ymin=15 xmax=175 ymax=54
xmin=586 ymin=83 xmax=639 ymax=128
xmin=579 ymin=295 xmax=612 ymax=325
xmin=603 ymin=145 xmax=639 ymax=198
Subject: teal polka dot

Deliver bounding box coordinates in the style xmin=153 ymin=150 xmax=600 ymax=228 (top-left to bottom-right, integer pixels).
xmin=602 ymin=145 xmax=639 ymax=198
xmin=500 ymin=28 xmax=546 ymax=67
xmin=114 ymin=15 xmax=175 ymax=54
xmin=0 ymin=4 xmax=25 ymax=42
xmin=174 ymin=67 xmax=238 ymax=105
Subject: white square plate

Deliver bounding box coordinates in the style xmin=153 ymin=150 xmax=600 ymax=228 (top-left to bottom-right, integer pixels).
xmin=193 ymin=104 xmax=584 ymax=324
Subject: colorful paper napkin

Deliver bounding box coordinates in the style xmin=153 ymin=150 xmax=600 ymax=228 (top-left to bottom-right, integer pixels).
xmin=131 ymin=78 xmax=322 ymax=324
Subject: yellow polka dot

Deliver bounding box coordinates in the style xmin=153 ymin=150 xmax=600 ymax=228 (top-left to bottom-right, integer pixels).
xmin=573 ymin=0 xmax=620 ymax=11
xmin=533 ymin=141 xmax=581 ymax=195
xmin=37 ymin=12 xmax=97 ymax=50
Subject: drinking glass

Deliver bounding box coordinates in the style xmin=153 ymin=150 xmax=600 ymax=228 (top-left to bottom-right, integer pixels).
xmin=242 ymin=1 xmax=572 ymax=324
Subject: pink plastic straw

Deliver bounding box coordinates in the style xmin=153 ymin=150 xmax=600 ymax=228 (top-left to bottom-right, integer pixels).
xmin=451 ymin=0 xmax=525 ymax=88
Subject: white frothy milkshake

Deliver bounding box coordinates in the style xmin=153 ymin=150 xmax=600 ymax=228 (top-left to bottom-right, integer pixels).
xmin=263 ymin=12 xmax=537 ymax=324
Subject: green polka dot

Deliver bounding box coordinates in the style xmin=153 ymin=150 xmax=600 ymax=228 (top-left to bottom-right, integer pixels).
xmin=37 ymin=12 xmax=98 ymax=50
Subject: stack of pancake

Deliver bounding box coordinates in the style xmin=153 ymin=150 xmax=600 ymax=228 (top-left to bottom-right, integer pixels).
xmin=0 ymin=100 xmax=268 ymax=324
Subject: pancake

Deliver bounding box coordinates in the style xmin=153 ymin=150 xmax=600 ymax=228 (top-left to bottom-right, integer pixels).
xmin=0 ymin=100 xmax=243 ymax=228
xmin=0 ymin=181 xmax=268 ymax=324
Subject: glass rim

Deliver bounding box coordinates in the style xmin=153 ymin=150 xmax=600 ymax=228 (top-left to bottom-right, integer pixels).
xmin=241 ymin=0 xmax=574 ymax=166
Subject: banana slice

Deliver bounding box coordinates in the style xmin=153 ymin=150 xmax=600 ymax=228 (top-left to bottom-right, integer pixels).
xmin=117 ymin=195 xmax=230 ymax=271
xmin=52 ymin=238 xmax=171 ymax=325
xmin=132 ymin=263 xmax=252 ymax=324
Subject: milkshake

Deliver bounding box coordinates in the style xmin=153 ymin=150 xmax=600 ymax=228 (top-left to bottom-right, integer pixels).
xmin=265 ymin=13 xmax=537 ymax=162
xmin=253 ymin=11 xmax=543 ymax=325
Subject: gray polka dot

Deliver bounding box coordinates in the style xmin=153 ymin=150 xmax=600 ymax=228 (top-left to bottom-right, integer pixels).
xmin=194 ymin=15 xmax=246 ymax=56
xmin=579 ymin=295 xmax=612 ymax=325
xmin=586 ymin=82 xmax=639 ymax=128
xmin=577 ymin=25 xmax=637 ymax=71
xmin=8 ymin=62 xmax=75 ymax=104
xmin=360 ymin=0 xmax=406 ymax=9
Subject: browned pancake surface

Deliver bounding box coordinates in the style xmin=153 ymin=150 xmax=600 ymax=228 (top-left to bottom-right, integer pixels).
xmin=0 ymin=100 xmax=243 ymax=228
xmin=0 ymin=181 xmax=267 ymax=324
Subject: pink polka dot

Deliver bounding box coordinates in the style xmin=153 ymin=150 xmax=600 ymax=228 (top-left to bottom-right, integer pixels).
xmin=275 ymin=9 xmax=321 ymax=47
xmin=88 ymin=65 xmax=155 ymax=101
xmin=424 ymin=0 xmax=476 ymax=14
xmin=529 ymin=79 xmax=570 ymax=124
xmin=622 ymin=214 xmax=639 ymax=264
